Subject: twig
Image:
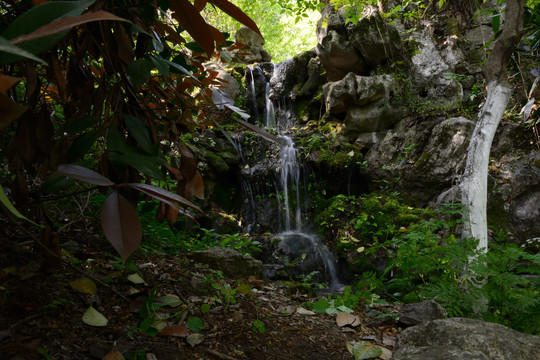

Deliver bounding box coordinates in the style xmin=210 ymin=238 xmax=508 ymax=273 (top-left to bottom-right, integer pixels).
xmin=11 ymin=219 xmax=129 ymax=302
xmin=11 ymin=313 xmax=42 ymax=329
xmin=204 ymin=348 xmax=237 ymax=360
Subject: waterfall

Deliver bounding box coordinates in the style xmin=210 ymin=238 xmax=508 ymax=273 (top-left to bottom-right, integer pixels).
xmin=278 ymin=136 xmax=301 ymax=231
xmin=241 ymin=61 xmax=343 ymax=292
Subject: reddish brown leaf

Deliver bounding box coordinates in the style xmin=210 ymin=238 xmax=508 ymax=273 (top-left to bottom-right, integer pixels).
xmin=155 ymin=201 xmax=166 ymax=223
xmin=166 ymin=204 xmax=179 ymax=225
xmin=50 ymin=56 xmax=67 ymax=101
xmin=0 ymin=74 xmax=21 ymax=93
xmin=100 ymin=191 xmax=142 ymax=261
xmin=194 ymin=0 xmax=207 ymax=11
xmin=57 ymin=164 xmax=115 ymax=186
xmin=159 ymin=325 xmax=190 ymax=338
xmin=169 ymin=0 xmax=214 ymax=56
xmin=114 ymin=23 xmax=134 ymax=65
xmin=177 ymin=140 xmax=198 ymax=179
xmin=164 ymin=164 xmax=184 ymax=181
xmin=192 ymin=170 xmax=204 ymax=200
xmin=209 ymin=25 xmax=227 ymax=47
xmin=208 ymin=0 xmax=262 ymax=37
xmin=102 ymin=350 xmax=125 ymax=360
xmin=10 ymin=11 xmax=130 ymax=45
xmin=0 ymin=94 xmax=28 ymax=130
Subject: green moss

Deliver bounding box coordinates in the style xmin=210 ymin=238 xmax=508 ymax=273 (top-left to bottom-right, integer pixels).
xmin=415 ymin=151 xmax=432 ymax=167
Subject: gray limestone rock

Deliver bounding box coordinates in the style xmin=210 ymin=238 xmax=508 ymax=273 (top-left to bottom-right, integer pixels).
xmin=398 ymin=300 xmax=448 ymax=327
xmin=393 ymin=317 xmax=540 ymax=360
xmin=234 ymin=27 xmax=272 ymax=64
xmin=189 ymin=247 xmax=262 ymax=278
xmin=316 ymin=5 xmax=402 ymax=81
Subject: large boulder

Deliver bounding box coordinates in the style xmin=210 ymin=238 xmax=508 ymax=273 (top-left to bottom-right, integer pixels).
xmin=362 ymin=116 xmax=474 ymax=203
xmin=188 ymin=247 xmax=262 ymax=278
xmin=234 ymin=27 xmax=272 ymax=64
xmin=323 ymin=73 xmax=403 ymax=135
xmin=393 ymin=317 xmax=540 ymax=360
xmin=407 ymin=22 xmax=464 ymax=108
xmin=316 ymin=5 xmax=402 ymax=81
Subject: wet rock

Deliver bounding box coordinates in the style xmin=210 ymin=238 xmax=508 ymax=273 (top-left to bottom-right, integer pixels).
xmin=188 ymin=247 xmax=262 ymax=278
xmin=393 ymin=317 xmax=540 ymax=360
xmin=398 ymin=300 xmax=448 ymax=327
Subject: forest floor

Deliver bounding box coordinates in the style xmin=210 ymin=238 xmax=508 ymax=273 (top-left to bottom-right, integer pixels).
xmin=0 ymin=229 xmax=402 ymax=360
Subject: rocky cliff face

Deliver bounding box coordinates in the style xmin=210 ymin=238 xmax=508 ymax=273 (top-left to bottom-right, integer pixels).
xmin=202 ymin=4 xmax=539 ymax=246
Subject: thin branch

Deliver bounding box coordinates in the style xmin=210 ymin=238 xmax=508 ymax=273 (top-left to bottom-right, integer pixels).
xmin=10 ymin=216 xmax=129 ymax=302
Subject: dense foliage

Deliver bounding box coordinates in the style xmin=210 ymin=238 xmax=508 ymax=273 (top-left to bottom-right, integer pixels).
xmin=203 ymin=0 xmax=319 ymax=62
xmin=0 ymin=0 xmax=272 ymax=260
xmin=316 ymin=193 xmax=540 ymax=334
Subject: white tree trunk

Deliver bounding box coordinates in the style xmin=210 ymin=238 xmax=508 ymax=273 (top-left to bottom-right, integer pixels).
xmin=460 ymin=80 xmax=513 ymax=253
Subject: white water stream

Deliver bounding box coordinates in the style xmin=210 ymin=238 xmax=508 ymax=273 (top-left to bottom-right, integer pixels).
xmin=246 ymin=64 xmax=343 ymax=292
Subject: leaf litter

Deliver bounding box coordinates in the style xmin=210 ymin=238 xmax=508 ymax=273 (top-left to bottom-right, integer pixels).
xmin=0 ymin=235 xmax=402 ymax=359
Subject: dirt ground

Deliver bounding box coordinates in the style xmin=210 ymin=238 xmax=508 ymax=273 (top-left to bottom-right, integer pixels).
xmin=0 ymin=230 xmax=402 ymax=360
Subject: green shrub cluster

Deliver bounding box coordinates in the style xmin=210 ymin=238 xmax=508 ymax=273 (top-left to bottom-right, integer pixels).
xmin=316 ymin=193 xmax=540 ymax=334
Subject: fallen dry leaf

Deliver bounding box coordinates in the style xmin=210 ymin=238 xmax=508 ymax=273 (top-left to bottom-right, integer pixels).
xmin=158 ymin=325 xmax=189 ymax=338
xmin=69 ymin=277 xmax=97 ymax=295
xmin=336 ymin=312 xmax=361 ymax=327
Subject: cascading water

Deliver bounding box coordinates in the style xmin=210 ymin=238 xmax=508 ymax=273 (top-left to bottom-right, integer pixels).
xmin=243 ymin=61 xmax=343 ymax=292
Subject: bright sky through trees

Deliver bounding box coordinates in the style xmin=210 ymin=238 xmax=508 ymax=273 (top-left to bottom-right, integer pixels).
xmin=202 ymin=0 xmax=320 ymax=62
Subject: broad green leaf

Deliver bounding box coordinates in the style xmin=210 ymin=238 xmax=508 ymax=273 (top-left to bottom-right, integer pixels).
xmin=61 ymin=116 xmax=99 ymax=135
xmin=108 ymin=150 xmax=166 ymax=180
xmin=312 ymin=299 xmax=329 ymax=313
xmin=166 ymin=59 xmax=199 ymax=81
xmin=56 ymin=164 xmax=114 ymax=186
xmin=158 ymin=295 xmax=182 ymax=307
xmin=69 ymin=277 xmax=97 ymax=295
xmin=123 ymin=183 xmax=203 ymax=213
xmin=0 ymin=184 xmax=39 ymax=226
xmin=187 ymin=317 xmax=206 ymax=332
xmin=492 ymin=11 xmax=500 ymax=34
xmin=0 ymin=37 xmax=45 ymax=64
xmin=124 ymin=114 xmax=156 ymax=155
xmin=107 ymin=127 xmax=130 ymax=153
xmin=150 ymin=55 xmax=170 ymax=78
xmin=0 ymin=0 xmax=95 ymax=64
xmin=100 ymin=191 xmax=142 ymax=260
xmin=200 ymin=303 xmax=211 ymax=314
xmin=127 ymin=273 xmax=146 ymax=284
xmin=69 ymin=130 xmax=99 ymax=161
xmin=2 ymin=0 xmax=95 ymax=39
xmin=41 ymin=174 xmax=76 ymax=193
xmin=82 ymin=305 xmax=108 ymax=327
xmin=127 ymin=58 xmax=153 ymax=89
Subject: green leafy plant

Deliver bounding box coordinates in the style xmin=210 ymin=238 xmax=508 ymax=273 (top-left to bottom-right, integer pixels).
xmin=252 ymin=319 xmax=266 ymax=334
